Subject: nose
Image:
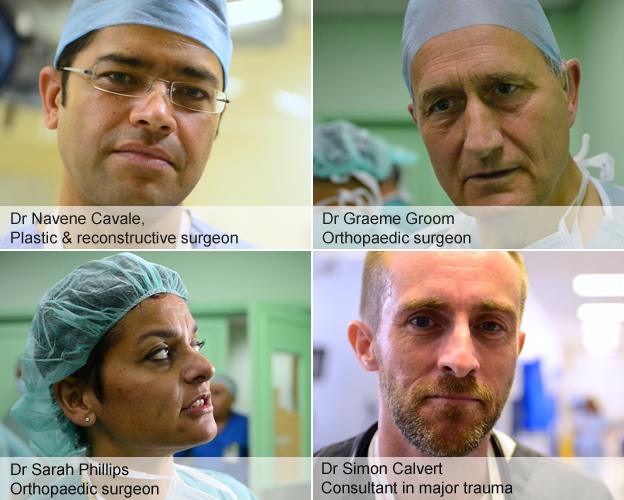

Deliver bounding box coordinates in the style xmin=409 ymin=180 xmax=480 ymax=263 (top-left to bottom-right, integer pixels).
xmin=462 ymin=97 xmax=504 ymax=162
xmin=128 ymin=81 xmax=177 ymax=136
xmin=436 ymin=321 xmax=480 ymax=378
xmin=182 ymin=350 xmax=215 ymax=385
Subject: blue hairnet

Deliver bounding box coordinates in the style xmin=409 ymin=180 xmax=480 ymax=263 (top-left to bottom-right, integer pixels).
xmin=54 ymin=0 xmax=233 ymax=88
xmin=402 ymin=0 xmax=561 ymax=96
xmin=11 ymin=253 xmax=188 ymax=457
xmin=212 ymin=374 xmax=237 ymax=399
xmin=314 ymin=120 xmax=417 ymax=180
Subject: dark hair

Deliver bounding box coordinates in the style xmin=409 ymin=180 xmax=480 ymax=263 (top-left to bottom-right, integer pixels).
xmin=55 ymin=31 xmax=98 ymax=106
xmin=71 ymin=328 xmax=119 ymax=404
xmin=70 ymin=328 xmax=119 ymax=449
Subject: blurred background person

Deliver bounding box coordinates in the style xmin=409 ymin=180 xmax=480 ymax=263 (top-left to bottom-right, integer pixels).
xmin=574 ymin=397 xmax=609 ymax=457
xmin=2 ymin=359 xmax=28 ymax=443
xmin=313 ymin=120 xmax=417 ymax=206
xmin=177 ymin=374 xmax=249 ymax=458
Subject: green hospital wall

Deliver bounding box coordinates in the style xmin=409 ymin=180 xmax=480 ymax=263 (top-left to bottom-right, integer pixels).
xmin=314 ymin=0 xmax=624 ymax=203
xmin=575 ymin=0 xmax=624 ymax=186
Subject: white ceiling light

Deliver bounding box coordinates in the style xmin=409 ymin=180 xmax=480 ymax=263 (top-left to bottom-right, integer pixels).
xmin=573 ymin=274 xmax=624 ymax=297
xmin=228 ymin=0 xmax=283 ymax=27
xmin=577 ymin=303 xmax=624 ymax=323
xmin=272 ymin=90 xmax=309 ymax=117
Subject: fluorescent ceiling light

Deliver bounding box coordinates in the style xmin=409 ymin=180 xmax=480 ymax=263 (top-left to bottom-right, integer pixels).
xmin=573 ymin=274 xmax=624 ymax=297
xmin=272 ymin=90 xmax=309 ymax=117
xmin=577 ymin=303 xmax=624 ymax=323
xmin=228 ymin=0 xmax=283 ymax=27
xmin=582 ymin=322 xmax=621 ymax=356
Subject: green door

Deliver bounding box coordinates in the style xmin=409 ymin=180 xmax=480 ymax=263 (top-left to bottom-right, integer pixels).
xmin=248 ymin=303 xmax=310 ymax=457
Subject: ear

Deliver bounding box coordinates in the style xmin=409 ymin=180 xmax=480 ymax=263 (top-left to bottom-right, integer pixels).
xmin=53 ymin=377 xmax=97 ymax=427
xmin=347 ymin=320 xmax=379 ymax=371
xmin=407 ymin=102 xmax=419 ymax=128
xmin=562 ymin=59 xmax=581 ymax=128
xmin=517 ymin=330 xmax=526 ymax=356
xmin=39 ymin=66 xmax=62 ymax=130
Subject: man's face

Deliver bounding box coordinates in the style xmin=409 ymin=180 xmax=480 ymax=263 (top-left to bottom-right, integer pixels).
xmin=50 ymin=25 xmax=224 ymax=205
xmin=409 ymin=25 xmax=578 ymax=206
xmin=372 ymin=252 xmax=525 ymax=456
xmin=88 ymin=295 xmax=217 ymax=456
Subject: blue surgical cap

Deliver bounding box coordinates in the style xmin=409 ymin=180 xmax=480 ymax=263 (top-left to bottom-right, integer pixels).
xmin=11 ymin=253 xmax=188 ymax=456
xmin=402 ymin=0 xmax=562 ymax=96
xmin=314 ymin=120 xmax=417 ymax=180
xmin=212 ymin=374 xmax=237 ymax=399
xmin=54 ymin=0 xmax=233 ymax=88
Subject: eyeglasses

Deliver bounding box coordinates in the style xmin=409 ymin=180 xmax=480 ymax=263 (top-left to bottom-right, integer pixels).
xmin=61 ymin=62 xmax=229 ymax=113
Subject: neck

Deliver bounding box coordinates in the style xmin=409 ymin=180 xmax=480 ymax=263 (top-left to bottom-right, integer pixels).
xmin=90 ymin=436 xmax=178 ymax=462
xmin=546 ymin=156 xmax=584 ymax=207
xmin=547 ymin=155 xmax=603 ymax=208
xmin=474 ymin=157 xmax=604 ymax=247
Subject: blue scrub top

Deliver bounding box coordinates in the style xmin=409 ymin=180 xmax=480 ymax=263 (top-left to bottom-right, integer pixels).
xmin=177 ymin=412 xmax=249 ymax=458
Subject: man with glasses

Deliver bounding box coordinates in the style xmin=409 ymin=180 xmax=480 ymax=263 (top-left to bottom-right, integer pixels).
xmin=41 ymin=0 xmax=231 ymax=207
xmin=0 ymin=0 xmax=252 ymax=248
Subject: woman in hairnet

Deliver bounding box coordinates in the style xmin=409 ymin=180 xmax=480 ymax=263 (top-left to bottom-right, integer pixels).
xmin=10 ymin=253 xmax=254 ymax=499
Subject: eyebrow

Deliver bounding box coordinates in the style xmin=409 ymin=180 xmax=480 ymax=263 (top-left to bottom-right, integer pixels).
xmin=394 ymin=297 xmax=447 ymax=321
xmin=395 ymin=297 xmax=517 ymax=320
xmin=136 ymin=322 xmax=199 ymax=344
xmin=417 ymin=70 xmax=530 ymax=113
xmin=94 ymin=53 xmax=149 ymax=70
xmin=479 ymin=300 xmax=518 ymax=319
xmin=175 ymin=66 xmax=220 ymax=87
xmin=94 ymin=53 xmax=220 ymax=87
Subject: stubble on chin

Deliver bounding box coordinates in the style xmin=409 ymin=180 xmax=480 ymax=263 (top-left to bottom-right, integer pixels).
xmin=380 ymin=372 xmax=510 ymax=457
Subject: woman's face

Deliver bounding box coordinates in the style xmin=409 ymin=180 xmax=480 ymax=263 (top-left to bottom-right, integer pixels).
xmin=86 ymin=294 xmax=217 ymax=456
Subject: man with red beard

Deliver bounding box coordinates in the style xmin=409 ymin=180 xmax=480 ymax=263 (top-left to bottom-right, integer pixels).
xmin=315 ymin=252 xmax=614 ymax=499
xmin=317 ymin=251 xmax=527 ymax=459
